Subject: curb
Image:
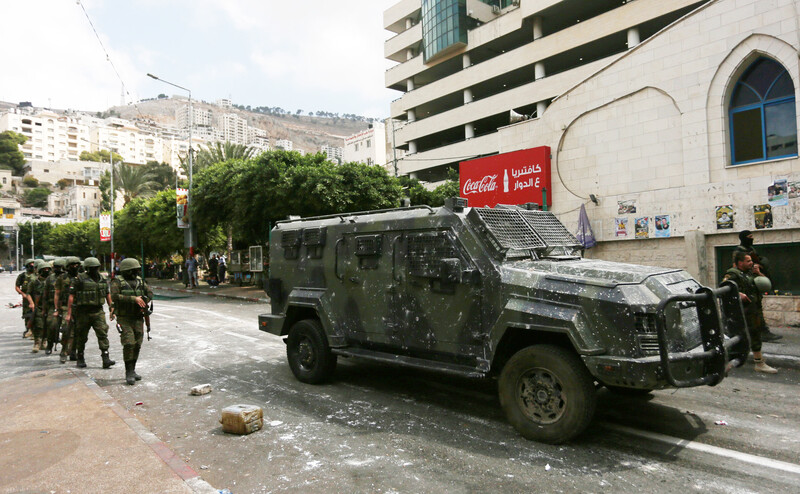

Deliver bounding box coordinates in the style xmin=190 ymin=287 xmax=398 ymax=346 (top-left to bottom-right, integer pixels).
xmin=74 ymin=369 xmax=219 ymax=494
xmin=153 ymin=284 xmax=267 ymax=304
xmin=754 ymin=353 xmax=800 ymax=371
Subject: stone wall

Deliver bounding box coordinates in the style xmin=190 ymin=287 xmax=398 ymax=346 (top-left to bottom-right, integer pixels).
xmin=763 ymin=295 xmax=800 ymax=328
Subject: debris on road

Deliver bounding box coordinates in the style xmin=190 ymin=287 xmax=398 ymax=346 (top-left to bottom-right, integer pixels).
xmin=134 ymin=401 xmax=143 ymax=406
xmin=190 ymin=384 xmax=213 ymax=396
xmin=714 ymin=420 xmax=728 ymax=426
xmin=545 ymin=464 xmax=551 ymax=471
xmin=220 ymin=404 xmax=263 ymax=435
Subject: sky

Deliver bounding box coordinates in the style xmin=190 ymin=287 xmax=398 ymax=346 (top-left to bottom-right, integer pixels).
xmin=1 ymin=0 xmax=399 ymax=118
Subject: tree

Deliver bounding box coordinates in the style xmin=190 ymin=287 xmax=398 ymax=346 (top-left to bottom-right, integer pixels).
xmin=0 ymin=131 xmax=27 ymax=174
xmin=22 ymin=176 xmax=39 ymax=187
xmin=17 ymin=221 xmax=55 ymax=259
xmin=142 ymin=161 xmax=177 ymax=189
xmin=190 ymin=141 xmax=256 ymax=174
xmin=114 ymin=163 xmax=158 ymax=205
xmin=99 ymin=170 xmax=111 ymax=211
xmin=79 ymin=149 xmax=124 ymax=163
xmin=23 ymin=187 xmax=51 ymax=208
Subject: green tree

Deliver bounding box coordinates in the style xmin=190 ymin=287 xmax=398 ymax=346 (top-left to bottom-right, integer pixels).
xmin=0 ymin=131 xmax=27 ymax=174
xmin=22 ymin=176 xmax=39 ymax=187
xmin=23 ymin=187 xmax=51 ymax=208
xmin=99 ymin=170 xmax=111 ymax=211
xmin=79 ymin=149 xmax=124 ymax=163
xmin=142 ymin=161 xmax=177 ymax=189
xmin=114 ymin=163 xmax=158 ymax=205
xmin=44 ymin=219 xmax=106 ymax=258
xmin=17 ymin=221 xmax=54 ymax=258
xmin=190 ymin=141 xmax=256 ymax=174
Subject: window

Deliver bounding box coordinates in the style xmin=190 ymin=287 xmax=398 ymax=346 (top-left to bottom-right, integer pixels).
xmin=729 ymin=57 xmax=797 ymax=164
xmin=366 ymin=139 xmax=371 ymax=148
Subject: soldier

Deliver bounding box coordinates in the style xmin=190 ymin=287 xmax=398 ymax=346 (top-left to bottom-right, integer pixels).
xmin=110 ymin=258 xmax=153 ymax=385
xmin=14 ymin=259 xmax=37 ymax=338
xmin=29 ymin=261 xmax=52 ymax=353
xmin=42 ymin=258 xmax=67 ymax=355
xmin=722 ymin=251 xmax=777 ymax=374
xmin=735 ymin=230 xmax=782 ymax=342
xmin=66 ymin=257 xmax=116 ymax=369
xmin=58 ymin=257 xmax=82 ymax=363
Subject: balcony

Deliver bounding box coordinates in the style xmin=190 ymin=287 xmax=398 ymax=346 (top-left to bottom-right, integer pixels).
xmin=384 ymin=0 xmax=421 ymax=34
xmin=385 ymin=22 xmax=422 ymax=62
xmin=398 ymin=132 xmax=498 ymax=175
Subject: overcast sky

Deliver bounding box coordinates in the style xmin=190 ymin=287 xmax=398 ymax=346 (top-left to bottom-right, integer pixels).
xmin=1 ymin=0 xmax=398 ymax=118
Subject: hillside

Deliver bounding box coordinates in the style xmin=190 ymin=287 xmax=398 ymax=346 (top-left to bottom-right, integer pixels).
xmin=110 ymin=98 xmax=371 ymax=153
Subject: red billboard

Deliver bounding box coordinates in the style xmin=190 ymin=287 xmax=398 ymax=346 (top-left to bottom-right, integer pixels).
xmin=459 ymin=146 xmax=551 ymax=208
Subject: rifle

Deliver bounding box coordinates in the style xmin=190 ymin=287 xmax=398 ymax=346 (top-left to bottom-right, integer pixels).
xmin=144 ymin=300 xmax=153 ymax=341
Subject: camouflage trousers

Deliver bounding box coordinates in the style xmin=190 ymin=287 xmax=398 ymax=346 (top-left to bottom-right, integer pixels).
xmin=58 ymin=307 xmax=75 ymax=357
xmin=117 ymin=316 xmax=144 ymax=362
xmin=74 ymin=307 xmax=110 ymax=354
xmin=45 ymin=310 xmax=62 ymax=348
xmin=22 ymin=306 xmax=32 ymax=331
xmin=32 ymin=311 xmax=45 ymax=340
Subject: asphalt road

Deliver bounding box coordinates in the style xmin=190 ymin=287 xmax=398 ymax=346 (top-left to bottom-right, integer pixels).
xmin=2 ymin=273 xmax=799 ymax=493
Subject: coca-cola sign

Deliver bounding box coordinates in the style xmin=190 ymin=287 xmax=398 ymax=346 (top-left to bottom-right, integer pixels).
xmin=459 ymin=146 xmax=551 ymax=208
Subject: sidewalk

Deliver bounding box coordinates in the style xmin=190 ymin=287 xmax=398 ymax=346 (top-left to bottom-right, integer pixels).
xmin=148 ymin=278 xmax=268 ymax=303
xmin=759 ymin=327 xmax=800 ymax=370
xmin=0 ymin=368 xmax=217 ymax=494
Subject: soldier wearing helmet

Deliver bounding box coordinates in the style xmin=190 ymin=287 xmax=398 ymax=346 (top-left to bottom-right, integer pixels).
xmin=66 ymin=257 xmax=116 ymax=369
xmin=14 ymin=258 xmax=37 ymax=338
xmin=29 ymin=261 xmax=52 ymax=353
xmin=110 ymin=258 xmax=153 ymax=385
xmin=42 ymin=258 xmax=67 ymax=355
xmin=57 ymin=257 xmax=82 ymax=363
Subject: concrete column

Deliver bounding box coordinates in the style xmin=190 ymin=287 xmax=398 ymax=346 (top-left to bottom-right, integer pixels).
xmin=465 ymin=123 xmax=474 ymax=140
xmin=534 ymin=62 xmax=546 ymax=80
xmin=406 ymin=48 xmax=415 ymax=61
xmin=406 ymin=78 xmax=415 ymax=91
xmin=408 ymin=140 xmax=417 ymax=154
xmin=684 ymin=230 xmax=709 ymax=285
xmin=463 ymin=88 xmax=473 ymax=104
xmin=407 ymin=108 xmax=416 ymax=122
xmin=406 ymin=18 xmax=413 ymax=30
xmin=462 ymin=53 xmax=471 ymax=69
xmin=409 ymin=172 xmax=418 ymax=180
xmin=536 ymin=100 xmax=548 ymax=118
xmin=532 ymin=16 xmax=543 ymax=40
xmin=627 ymin=27 xmax=641 ymax=49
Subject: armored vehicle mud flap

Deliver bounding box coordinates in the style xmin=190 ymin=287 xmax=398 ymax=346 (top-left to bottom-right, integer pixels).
xmin=655 ymin=281 xmax=750 ymax=387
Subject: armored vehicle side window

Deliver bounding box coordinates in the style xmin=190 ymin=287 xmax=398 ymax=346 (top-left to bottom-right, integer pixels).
xmin=303 ymin=227 xmax=326 ymax=259
xmin=281 ymin=230 xmax=301 ymax=260
xmin=355 ymin=234 xmax=382 ymax=270
xmin=407 ymin=231 xmax=458 ymax=278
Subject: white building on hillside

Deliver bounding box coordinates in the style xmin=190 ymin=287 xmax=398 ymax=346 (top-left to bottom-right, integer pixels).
xmin=343 ymin=123 xmax=387 ymax=168
xmin=24 ymin=159 xmax=107 ymax=186
xmin=320 ymin=144 xmax=343 ymax=164
xmin=274 ymin=139 xmax=293 ymax=151
xmin=0 ymin=109 xmax=90 ymax=162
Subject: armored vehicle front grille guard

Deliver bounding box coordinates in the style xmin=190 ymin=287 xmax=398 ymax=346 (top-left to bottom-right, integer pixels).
xmin=654 ymin=281 xmax=750 ymax=387
xmin=467 ymin=208 xmax=580 ymax=259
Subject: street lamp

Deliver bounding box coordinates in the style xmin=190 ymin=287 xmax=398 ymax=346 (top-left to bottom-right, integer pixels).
xmin=147 ymin=72 xmax=195 ymax=256
xmin=81 ymin=137 xmax=116 ymax=260
xmin=29 ymin=215 xmax=40 ymax=259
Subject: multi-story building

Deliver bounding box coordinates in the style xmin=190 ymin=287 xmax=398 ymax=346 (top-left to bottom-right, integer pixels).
xmin=24 ymin=159 xmax=107 ymax=186
xmin=217 ymin=112 xmax=249 ymax=145
xmin=176 ymin=105 xmax=213 ymax=130
xmin=216 ymin=98 xmax=233 ymax=109
xmin=89 ymin=118 xmax=164 ymax=165
xmin=0 ymin=169 xmax=13 ymax=189
xmin=320 ymin=144 xmax=344 ymax=164
xmin=343 ymin=123 xmax=387 ymax=169
xmin=384 ymin=0 xmax=800 ymax=293
xmin=274 ymin=139 xmax=293 ymax=151
xmin=0 ymin=109 xmax=90 ymax=162
xmin=65 ymin=185 xmax=102 ymax=221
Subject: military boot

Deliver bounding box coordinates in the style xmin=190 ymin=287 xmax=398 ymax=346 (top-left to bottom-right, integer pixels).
xmin=32 ymin=338 xmax=40 ymax=353
xmin=131 ymin=359 xmax=142 ymax=381
xmin=24 ymin=329 xmax=32 ymax=339
xmin=59 ymin=352 xmax=67 ymax=364
xmin=76 ymin=353 xmax=86 ymax=368
xmin=69 ymin=349 xmax=77 ymax=361
xmin=101 ymin=350 xmax=115 ymax=369
xmin=124 ymin=361 xmax=136 ymax=385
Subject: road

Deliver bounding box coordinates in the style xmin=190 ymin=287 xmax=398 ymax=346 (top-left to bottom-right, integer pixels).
xmin=1 ymin=274 xmax=798 ymax=493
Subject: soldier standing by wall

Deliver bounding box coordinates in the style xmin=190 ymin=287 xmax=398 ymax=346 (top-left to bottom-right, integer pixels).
xmin=66 ymin=257 xmax=116 ymax=369
xmin=42 ymin=259 xmax=66 ymax=355
xmin=721 ymin=251 xmax=778 ymax=373
xmin=14 ymin=259 xmax=36 ymax=338
xmin=110 ymin=258 xmax=153 ymax=385
xmin=735 ymin=230 xmax=782 ymax=342
xmin=58 ymin=257 xmax=82 ymax=363
xmin=29 ymin=261 xmax=52 ymax=353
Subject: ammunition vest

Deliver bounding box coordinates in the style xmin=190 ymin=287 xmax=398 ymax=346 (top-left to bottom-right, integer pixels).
xmin=55 ymin=273 xmax=71 ymax=308
xmin=45 ymin=274 xmax=58 ymax=308
xmin=74 ymin=273 xmax=108 ymax=307
xmin=17 ymin=272 xmax=36 ymax=308
xmin=113 ymin=277 xmax=148 ymax=318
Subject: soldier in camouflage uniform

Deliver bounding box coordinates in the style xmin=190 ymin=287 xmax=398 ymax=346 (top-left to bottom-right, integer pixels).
xmin=721 ymin=251 xmax=777 ymax=374
xmin=29 ymin=261 xmax=52 ymax=353
xmin=66 ymin=257 xmax=116 ymax=369
xmin=110 ymin=258 xmax=153 ymax=385
xmin=58 ymin=257 xmax=82 ymax=363
xmin=42 ymin=258 xmax=67 ymax=355
xmin=14 ymin=259 xmax=37 ymax=338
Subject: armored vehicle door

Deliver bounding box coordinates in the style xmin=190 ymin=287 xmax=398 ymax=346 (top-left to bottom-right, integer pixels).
xmin=396 ymin=229 xmax=482 ymax=358
xmin=337 ymin=232 xmax=402 ymax=346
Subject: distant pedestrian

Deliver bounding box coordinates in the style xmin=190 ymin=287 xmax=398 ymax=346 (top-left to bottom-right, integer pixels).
xmin=208 ymin=255 xmax=219 ymax=280
xmin=185 ymin=254 xmax=198 ymax=289
xmin=218 ymin=257 xmax=227 ymax=284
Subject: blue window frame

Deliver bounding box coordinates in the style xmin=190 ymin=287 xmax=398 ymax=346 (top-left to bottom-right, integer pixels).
xmin=729 ymin=57 xmax=797 ymax=165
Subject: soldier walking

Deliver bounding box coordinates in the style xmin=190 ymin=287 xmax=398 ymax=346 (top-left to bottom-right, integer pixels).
xmin=66 ymin=257 xmax=116 ymax=369
xmin=58 ymin=257 xmax=82 ymax=363
xmin=29 ymin=261 xmax=52 ymax=353
xmin=110 ymin=258 xmax=153 ymax=385
xmin=42 ymin=258 xmax=66 ymax=355
xmin=14 ymin=259 xmax=37 ymax=338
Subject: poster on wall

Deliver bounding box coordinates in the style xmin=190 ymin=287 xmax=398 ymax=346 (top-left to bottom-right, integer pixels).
xmin=753 ymin=204 xmax=773 ymax=229
xmin=768 ymin=179 xmax=788 ymax=206
xmin=635 ymin=217 xmax=649 ymax=239
xmin=788 ymin=181 xmax=800 ymax=199
xmin=615 ymin=218 xmax=628 ymax=237
xmin=618 ymin=200 xmax=636 ymax=214
xmin=715 ymin=205 xmax=735 ymax=229
xmin=99 ymin=213 xmax=111 ymax=242
xmin=654 ymin=215 xmax=671 ymax=237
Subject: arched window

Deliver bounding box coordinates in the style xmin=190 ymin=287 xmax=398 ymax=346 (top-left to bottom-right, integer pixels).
xmin=729 ymin=57 xmax=797 ymax=165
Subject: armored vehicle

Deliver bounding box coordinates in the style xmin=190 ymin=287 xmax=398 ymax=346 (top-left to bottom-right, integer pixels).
xmin=259 ymin=198 xmax=749 ymax=443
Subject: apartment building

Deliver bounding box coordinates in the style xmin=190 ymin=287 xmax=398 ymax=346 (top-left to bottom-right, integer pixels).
xmin=384 ymin=0 xmax=800 ymax=292
xmin=218 ymin=112 xmax=249 ymax=145
xmin=274 ymin=139 xmax=293 ymax=151
xmin=24 ymin=159 xmax=106 ymax=186
xmin=320 ymin=144 xmax=344 ymax=164
xmin=0 ymin=109 xmax=90 ymax=161
xmin=176 ymin=105 xmax=213 ymax=130
xmin=66 ymin=185 xmax=102 ymax=221
xmin=343 ymin=123 xmax=388 ymax=169
xmin=89 ymin=118 xmax=164 ymax=165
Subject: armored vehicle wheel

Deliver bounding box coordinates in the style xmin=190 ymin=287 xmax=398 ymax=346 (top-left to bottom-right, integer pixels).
xmin=286 ymin=319 xmax=337 ymax=384
xmin=605 ymin=385 xmax=653 ymax=396
xmin=499 ymin=345 xmax=596 ymax=444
